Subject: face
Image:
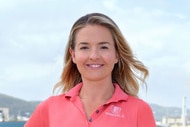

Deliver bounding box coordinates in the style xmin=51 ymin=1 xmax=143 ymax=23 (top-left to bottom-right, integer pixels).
xmin=70 ymin=25 xmax=118 ymax=82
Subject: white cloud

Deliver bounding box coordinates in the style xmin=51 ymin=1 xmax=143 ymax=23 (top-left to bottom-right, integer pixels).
xmin=103 ymin=0 xmax=118 ymax=11
xmin=2 ymin=63 xmax=51 ymax=82
xmin=0 ymin=0 xmax=18 ymax=10
xmin=184 ymin=62 xmax=190 ymax=75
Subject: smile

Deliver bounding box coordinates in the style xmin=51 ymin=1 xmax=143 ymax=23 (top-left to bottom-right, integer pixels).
xmin=87 ymin=64 xmax=103 ymax=68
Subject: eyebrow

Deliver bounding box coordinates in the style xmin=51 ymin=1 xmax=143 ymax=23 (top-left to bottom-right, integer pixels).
xmin=78 ymin=42 xmax=88 ymax=45
xmin=98 ymin=42 xmax=110 ymax=45
xmin=78 ymin=41 xmax=111 ymax=45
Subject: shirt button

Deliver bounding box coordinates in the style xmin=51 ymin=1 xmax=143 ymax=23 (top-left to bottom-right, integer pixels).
xmin=89 ymin=118 xmax=93 ymax=122
xmin=96 ymin=110 xmax=100 ymax=113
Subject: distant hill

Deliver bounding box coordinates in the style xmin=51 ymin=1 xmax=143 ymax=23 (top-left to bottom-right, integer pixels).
xmin=150 ymin=103 xmax=190 ymax=121
xmin=0 ymin=93 xmax=40 ymax=119
xmin=0 ymin=93 xmax=189 ymax=121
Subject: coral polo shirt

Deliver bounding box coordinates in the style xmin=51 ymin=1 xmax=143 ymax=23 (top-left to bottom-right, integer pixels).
xmin=24 ymin=83 xmax=156 ymax=127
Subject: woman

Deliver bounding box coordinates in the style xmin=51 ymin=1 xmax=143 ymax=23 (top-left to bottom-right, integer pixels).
xmin=25 ymin=13 xmax=156 ymax=127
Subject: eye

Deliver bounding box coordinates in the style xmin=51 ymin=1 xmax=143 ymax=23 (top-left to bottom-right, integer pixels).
xmin=100 ymin=46 xmax=109 ymax=49
xmin=80 ymin=46 xmax=89 ymax=50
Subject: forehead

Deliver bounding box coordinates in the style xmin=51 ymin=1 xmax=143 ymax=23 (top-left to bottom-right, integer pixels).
xmin=75 ymin=25 xmax=114 ymax=43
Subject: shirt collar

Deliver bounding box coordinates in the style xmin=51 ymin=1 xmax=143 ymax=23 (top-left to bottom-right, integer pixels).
xmin=65 ymin=82 xmax=128 ymax=102
xmin=105 ymin=83 xmax=128 ymax=104
xmin=65 ymin=82 xmax=83 ymax=101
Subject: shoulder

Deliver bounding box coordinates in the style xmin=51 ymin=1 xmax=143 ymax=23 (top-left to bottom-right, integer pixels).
xmin=36 ymin=94 xmax=67 ymax=109
xmin=128 ymin=96 xmax=156 ymax=126
xmin=127 ymin=96 xmax=155 ymax=119
xmin=125 ymin=95 xmax=153 ymax=112
xmin=46 ymin=94 xmax=66 ymax=102
xmin=24 ymin=94 xmax=68 ymax=127
xmin=127 ymin=95 xmax=150 ymax=105
xmin=125 ymin=96 xmax=156 ymax=126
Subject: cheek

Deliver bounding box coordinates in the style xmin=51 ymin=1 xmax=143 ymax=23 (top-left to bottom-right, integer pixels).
xmin=104 ymin=53 xmax=118 ymax=64
xmin=74 ymin=53 xmax=87 ymax=63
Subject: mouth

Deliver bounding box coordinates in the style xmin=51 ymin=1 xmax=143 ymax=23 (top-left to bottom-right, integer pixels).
xmin=86 ymin=64 xmax=103 ymax=68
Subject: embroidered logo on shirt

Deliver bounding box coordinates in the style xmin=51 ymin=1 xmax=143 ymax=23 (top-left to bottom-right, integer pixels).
xmin=105 ymin=105 xmax=125 ymax=118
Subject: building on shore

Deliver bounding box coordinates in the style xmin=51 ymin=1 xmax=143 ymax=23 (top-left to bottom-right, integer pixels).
xmin=0 ymin=108 xmax=9 ymax=122
xmin=157 ymin=96 xmax=190 ymax=127
xmin=161 ymin=116 xmax=190 ymax=127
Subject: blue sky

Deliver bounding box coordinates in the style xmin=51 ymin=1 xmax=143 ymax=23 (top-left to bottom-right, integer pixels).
xmin=0 ymin=0 xmax=190 ymax=108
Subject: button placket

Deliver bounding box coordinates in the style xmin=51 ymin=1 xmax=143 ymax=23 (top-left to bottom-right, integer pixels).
xmin=89 ymin=117 xmax=93 ymax=122
xmin=95 ymin=110 xmax=100 ymax=113
xmin=88 ymin=107 xmax=104 ymax=123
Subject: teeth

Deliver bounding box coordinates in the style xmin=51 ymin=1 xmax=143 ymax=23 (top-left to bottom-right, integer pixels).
xmin=89 ymin=64 xmax=101 ymax=68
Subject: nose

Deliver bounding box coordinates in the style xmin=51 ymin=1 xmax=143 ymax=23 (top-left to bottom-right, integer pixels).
xmin=89 ymin=48 xmax=100 ymax=60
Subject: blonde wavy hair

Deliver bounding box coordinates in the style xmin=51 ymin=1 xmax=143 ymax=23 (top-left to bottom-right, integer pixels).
xmin=54 ymin=13 xmax=149 ymax=97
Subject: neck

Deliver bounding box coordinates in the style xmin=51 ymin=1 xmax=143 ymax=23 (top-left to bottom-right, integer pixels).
xmin=79 ymin=80 xmax=114 ymax=101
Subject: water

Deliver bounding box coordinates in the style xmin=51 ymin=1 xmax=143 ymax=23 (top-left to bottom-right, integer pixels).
xmin=0 ymin=122 xmax=26 ymax=127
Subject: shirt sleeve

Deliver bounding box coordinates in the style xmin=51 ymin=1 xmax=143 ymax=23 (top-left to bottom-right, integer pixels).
xmin=24 ymin=100 xmax=49 ymax=127
xmin=137 ymin=101 xmax=156 ymax=127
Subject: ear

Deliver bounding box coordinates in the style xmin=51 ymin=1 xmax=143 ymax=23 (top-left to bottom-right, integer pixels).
xmin=114 ymin=53 xmax=119 ymax=64
xmin=69 ymin=48 xmax=76 ymax=63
